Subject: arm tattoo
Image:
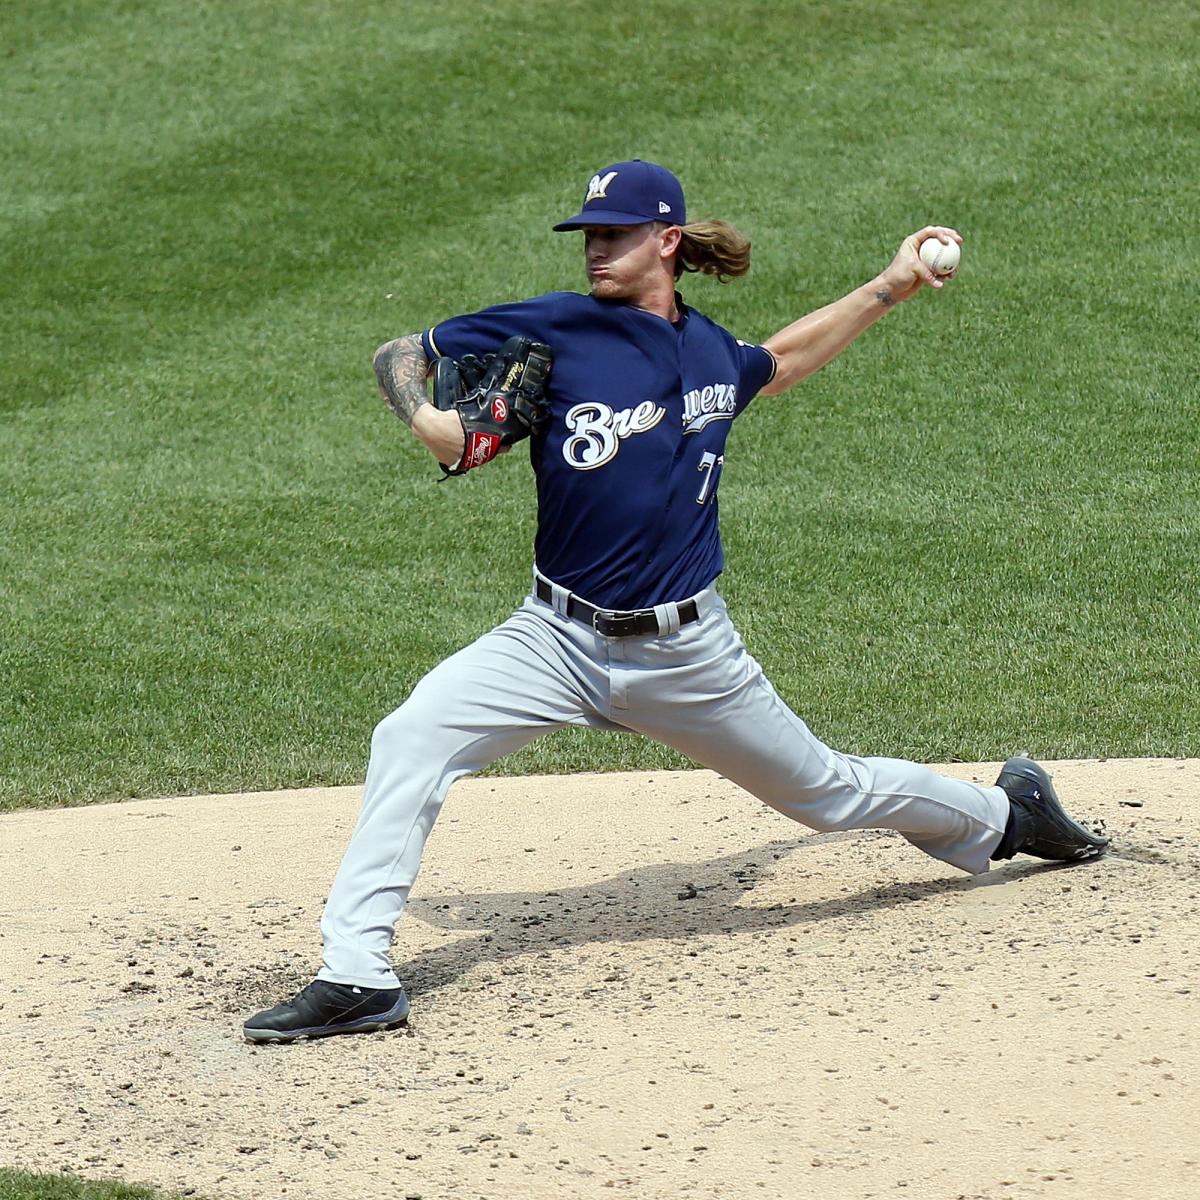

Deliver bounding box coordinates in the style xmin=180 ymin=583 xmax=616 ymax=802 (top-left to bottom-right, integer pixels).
xmin=874 ymin=288 xmax=896 ymax=307
xmin=372 ymin=333 xmax=430 ymax=425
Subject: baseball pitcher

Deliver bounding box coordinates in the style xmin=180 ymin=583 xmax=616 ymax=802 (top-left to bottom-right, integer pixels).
xmin=244 ymin=159 xmax=1106 ymax=1043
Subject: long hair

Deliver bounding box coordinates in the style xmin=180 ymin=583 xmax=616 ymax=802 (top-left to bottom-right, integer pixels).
xmin=672 ymin=219 xmax=751 ymax=282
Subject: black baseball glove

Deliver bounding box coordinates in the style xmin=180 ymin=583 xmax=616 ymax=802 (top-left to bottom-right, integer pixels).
xmin=431 ymin=336 xmax=553 ymax=477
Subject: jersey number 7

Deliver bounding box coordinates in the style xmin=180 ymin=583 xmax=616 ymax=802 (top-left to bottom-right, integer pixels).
xmin=696 ymin=451 xmax=725 ymax=505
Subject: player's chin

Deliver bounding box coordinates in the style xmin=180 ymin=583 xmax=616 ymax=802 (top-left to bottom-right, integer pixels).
xmin=588 ymin=277 xmax=625 ymax=301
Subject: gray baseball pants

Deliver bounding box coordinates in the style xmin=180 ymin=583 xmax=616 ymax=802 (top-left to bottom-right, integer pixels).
xmin=318 ymin=576 xmax=1010 ymax=988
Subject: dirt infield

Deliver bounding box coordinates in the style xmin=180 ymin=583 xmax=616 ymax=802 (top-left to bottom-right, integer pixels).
xmin=1 ymin=761 xmax=1197 ymax=1200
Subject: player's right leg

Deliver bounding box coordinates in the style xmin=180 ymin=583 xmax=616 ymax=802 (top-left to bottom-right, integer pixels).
xmin=243 ymin=599 xmax=615 ymax=1043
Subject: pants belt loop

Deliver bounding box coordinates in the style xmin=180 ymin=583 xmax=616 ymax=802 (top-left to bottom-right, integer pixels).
xmin=652 ymin=601 xmax=682 ymax=636
xmin=550 ymin=581 xmax=572 ymax=618
xmin=534 ymin=566 xmax=572 ymax=617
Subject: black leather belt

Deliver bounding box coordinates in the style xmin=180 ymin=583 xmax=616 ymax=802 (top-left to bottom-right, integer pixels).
xmin=535 ymin=578 xmax=700 ymax=638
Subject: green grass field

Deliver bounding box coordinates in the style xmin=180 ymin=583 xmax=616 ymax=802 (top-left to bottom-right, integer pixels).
xmin=2 ymin=0 xmax=1196 ymax=819
xmin=4 ymin=0 xmax=1195 ymax=816
xmin=1 ymin=4 xmax=1196 ymax=1196
xmin=5 ymin=0 xmax=1197 ymax=815
xmin=0 ymin=1170 xmax=193 ymax=1200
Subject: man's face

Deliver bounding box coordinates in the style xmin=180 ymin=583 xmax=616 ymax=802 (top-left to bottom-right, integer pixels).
xmin=582 ymin=223 xmax=667 ymax=301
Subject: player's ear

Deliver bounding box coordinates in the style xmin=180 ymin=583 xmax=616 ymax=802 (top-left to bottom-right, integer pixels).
xmin=658 ymin=223 xmax=683 ymax=260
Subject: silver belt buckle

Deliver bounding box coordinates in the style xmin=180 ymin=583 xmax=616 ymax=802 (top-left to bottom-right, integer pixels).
xmin=596 ymin=609 xmax=644 ymax=637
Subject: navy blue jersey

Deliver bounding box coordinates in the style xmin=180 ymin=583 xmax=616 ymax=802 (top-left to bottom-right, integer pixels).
xmin=422 ymin=291 xmax=775 ymax=609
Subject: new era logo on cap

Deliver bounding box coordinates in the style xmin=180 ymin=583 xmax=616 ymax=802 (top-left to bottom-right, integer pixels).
xmin=553 ymin=159 xmax=687 ymax=231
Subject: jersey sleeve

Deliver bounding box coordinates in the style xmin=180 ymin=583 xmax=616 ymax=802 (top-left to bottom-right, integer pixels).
xmin=730 ymin=338 xmax=777 ymax=415
xmin=421 ymin=294 xmax=560 ymax=361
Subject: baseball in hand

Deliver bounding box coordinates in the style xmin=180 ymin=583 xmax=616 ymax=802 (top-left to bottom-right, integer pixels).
xmin=919 ymin=237 xmax=961 ymax=276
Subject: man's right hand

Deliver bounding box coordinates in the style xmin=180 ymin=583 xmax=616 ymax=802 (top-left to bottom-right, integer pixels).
xmin=411 ymin=403 xmax=467 ymax=468
xmin=875 ymin=226 xmax=962 ymax=304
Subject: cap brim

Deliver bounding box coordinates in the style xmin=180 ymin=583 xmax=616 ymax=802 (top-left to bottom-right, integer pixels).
xmin=551 ymin=209 xmax=659 ymax=232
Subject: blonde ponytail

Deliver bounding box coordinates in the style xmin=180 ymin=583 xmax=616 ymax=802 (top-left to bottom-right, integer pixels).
xmin=674 ymin=219 xmax=751 ymax=282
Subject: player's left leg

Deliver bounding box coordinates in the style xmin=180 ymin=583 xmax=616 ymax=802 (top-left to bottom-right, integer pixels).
xmin=614 ymin=590 xmax=1010 ymax=873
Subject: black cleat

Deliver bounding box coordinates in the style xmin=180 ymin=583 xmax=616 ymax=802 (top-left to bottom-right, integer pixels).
xmin=991 ymin=756 xmax=1109 ymax=862
xmin=243 ymin=979 xmax=410 ymax=1044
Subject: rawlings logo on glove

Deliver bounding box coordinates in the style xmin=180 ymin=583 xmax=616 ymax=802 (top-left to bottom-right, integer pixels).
xmin=432 ymin=336 xmax=553 ymax=478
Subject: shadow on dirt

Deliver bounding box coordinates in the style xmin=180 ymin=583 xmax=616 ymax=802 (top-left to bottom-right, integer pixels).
xmin=395 ymin=832 xmax=1071 ymax=999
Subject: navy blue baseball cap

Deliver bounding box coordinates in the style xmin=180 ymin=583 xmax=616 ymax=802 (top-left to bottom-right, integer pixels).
xmin=552 ymin=159 xmax=686 ymax=230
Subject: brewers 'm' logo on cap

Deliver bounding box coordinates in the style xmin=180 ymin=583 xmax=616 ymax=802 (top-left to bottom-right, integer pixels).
xmin=585 ymin=171 xmax=618 ymax=204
